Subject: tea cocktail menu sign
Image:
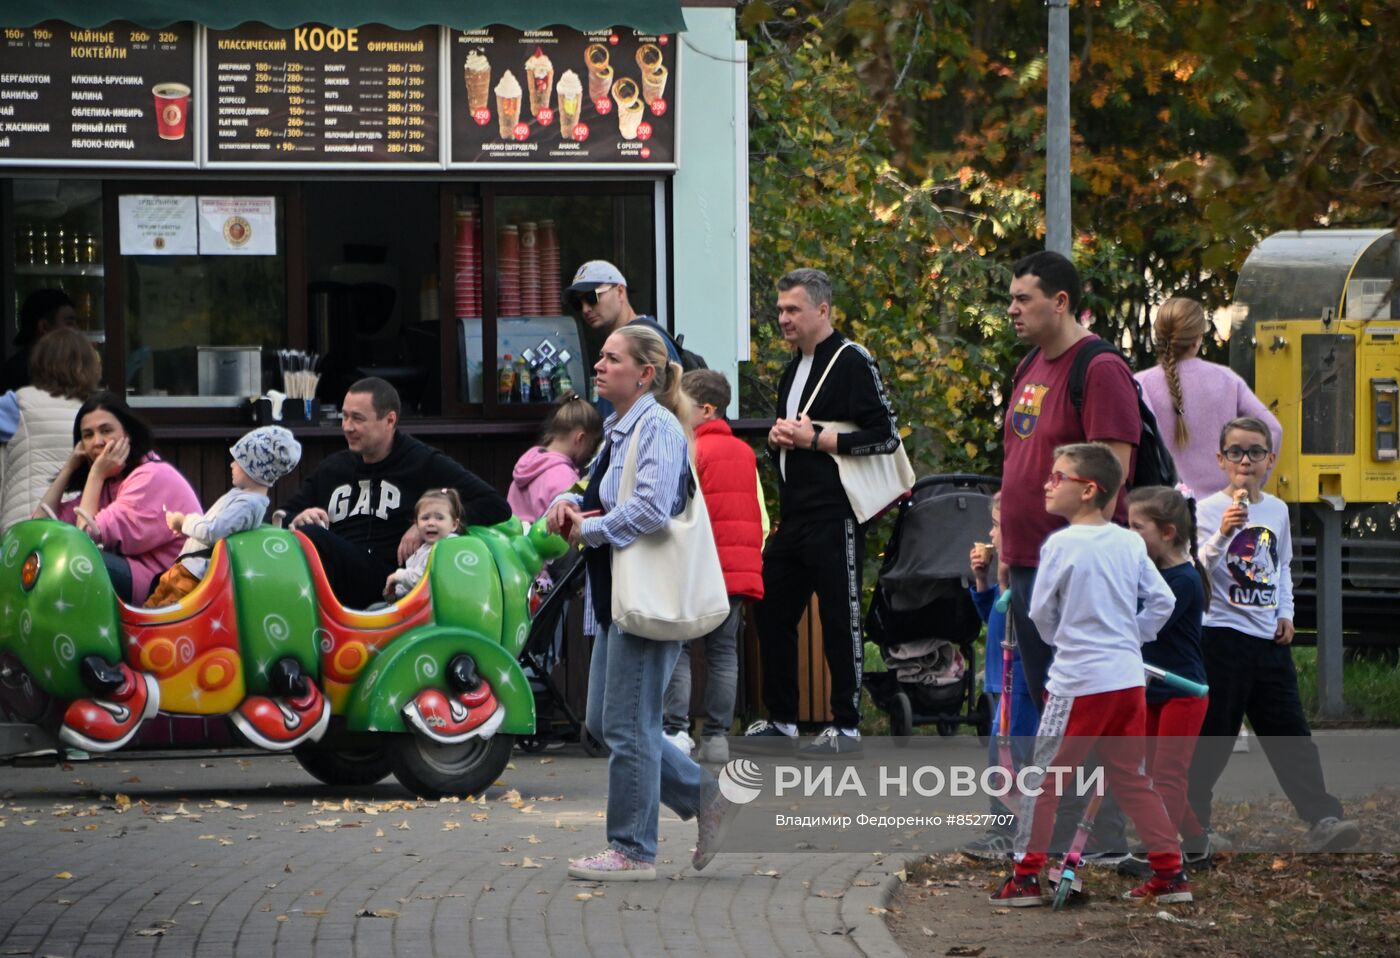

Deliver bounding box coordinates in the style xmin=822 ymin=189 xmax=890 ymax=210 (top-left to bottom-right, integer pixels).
xmin=0 ymin=21 xmax=196 ymax=166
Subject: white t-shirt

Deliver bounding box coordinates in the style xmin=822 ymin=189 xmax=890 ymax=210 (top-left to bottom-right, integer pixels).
xmin=779 ymin=352 xmax=815 ymax=482
xmin=1031 ymin=522 xmax=1175 ymax=698
xmin=1195 ymin=489 xmax=1294 ymax=638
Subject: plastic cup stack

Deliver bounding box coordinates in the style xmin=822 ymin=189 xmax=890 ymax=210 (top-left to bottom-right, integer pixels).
xmin=519 ymin=221 xmax=542 ymax=316
xmin=497 ymin=224 xmax=522 ymax=317
xmin=454 ymin=209 xmax=481 ymax=319
xmin=538 ymin=219 xmax=561 ymax=314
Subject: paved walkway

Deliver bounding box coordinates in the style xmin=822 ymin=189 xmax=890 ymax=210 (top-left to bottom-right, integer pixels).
xmin=0 ymin=748 xmax=907 ymax=957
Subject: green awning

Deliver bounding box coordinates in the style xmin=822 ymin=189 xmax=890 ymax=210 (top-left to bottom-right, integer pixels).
xmin=0 ymin=1 xmax=686 ymax=33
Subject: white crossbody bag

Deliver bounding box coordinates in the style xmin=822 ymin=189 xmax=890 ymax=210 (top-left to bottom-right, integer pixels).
xmin=610 ymin=434 xmax=731 ymax=641
xmin=800 ymin=341 xmax=917 ymax=524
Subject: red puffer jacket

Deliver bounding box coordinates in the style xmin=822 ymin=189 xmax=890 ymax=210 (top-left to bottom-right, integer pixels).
xmin=694 ymin=419 xmax=764 ymax=600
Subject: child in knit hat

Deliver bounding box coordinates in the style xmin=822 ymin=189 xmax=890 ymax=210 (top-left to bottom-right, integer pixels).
xmin=145 ymin=425 xmax=302 ymax=608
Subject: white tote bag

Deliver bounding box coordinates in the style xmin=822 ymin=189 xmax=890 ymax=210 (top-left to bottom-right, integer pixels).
xmin=610 ymin=435 xmax=730 ymax=641
xmin=802 ymin=342 xmax=917 ymax=524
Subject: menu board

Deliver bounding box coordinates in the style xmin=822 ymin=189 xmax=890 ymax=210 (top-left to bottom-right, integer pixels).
xmin=0 ymin=21 xmax=196 ymax=166
xmin=448 ymin=27 xmax=677 ymax=167
xmin=204 ymin=23 xmax=439 ymax=166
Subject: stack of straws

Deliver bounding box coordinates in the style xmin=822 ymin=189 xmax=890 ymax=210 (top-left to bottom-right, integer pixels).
xmin=278 ymin=350 xmax=321 ymax=403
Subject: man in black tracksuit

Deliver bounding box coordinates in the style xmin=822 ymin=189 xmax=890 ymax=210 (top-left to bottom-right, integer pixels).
xmin=750 ymin=268 xmax=902 ymax=755
xmin=283 ymin=377 xmax=510 ymax=607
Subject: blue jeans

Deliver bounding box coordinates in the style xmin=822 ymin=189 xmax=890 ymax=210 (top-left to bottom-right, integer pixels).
xmin=585 ymin=623 xmax=714 ymax=863
xmin=984 ymin=658 xmax=1039 ymax=820
xmin=662 ymin=598 xmax=743 ymax=738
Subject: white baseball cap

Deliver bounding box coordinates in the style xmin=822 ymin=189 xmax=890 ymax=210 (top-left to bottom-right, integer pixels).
xmin=565 ymin=260 xmax=627 ymax=293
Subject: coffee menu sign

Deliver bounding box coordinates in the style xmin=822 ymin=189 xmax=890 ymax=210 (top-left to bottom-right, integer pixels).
xmin=0 ymin=22 xmax=677 ymax=170
xmin=204 ymin=23 xmax=440 ymax=166
xmin=448 ymin=27 xmax=676 ymax=168
xmin=0 ymin=21 xmax=196 ymax=166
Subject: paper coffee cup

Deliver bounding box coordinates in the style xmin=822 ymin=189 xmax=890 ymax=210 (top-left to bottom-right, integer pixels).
xmin=153 ymin=82 xmax=191 ymax=140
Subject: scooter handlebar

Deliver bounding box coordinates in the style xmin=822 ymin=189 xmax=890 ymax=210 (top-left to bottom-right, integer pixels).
xmin=1144 ymin=663 xmax=1209 ymax=698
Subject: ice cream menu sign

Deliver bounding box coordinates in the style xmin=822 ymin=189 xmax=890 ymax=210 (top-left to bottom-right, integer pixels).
xmin=203 ymin=23 xmax=439 ymax=166
xmin=449 ymin=27 xmax=677 ymax=167
xmin=0 ymin=21 xmax=196 ymax=166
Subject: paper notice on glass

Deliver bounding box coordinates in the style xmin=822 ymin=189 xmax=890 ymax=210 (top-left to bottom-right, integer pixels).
xmin=118 ymin=195 xmax=198 ymax=255
xmin=198 ymin=196 xmax=277 ymax=255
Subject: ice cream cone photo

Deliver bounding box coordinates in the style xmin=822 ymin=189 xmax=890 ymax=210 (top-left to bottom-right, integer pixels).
xmin=495 ymin=70 xmax=522 ymax=140
xmin=618 ymin=96 xmax=645 ymax=139
xmin=636 ymin=43 xmax=663 ymax=73
xmin=465 ymin=50 xmax=491 ymax=115
xmin=642 ymin=64 xmax=668 ymax=107
xmin=525 ymin=47 xmax=555 ymax=119
xmin=557 ymin=69 xmax=583 ymax=139
xmin=586 ymin=44 xmax=613 ymax=105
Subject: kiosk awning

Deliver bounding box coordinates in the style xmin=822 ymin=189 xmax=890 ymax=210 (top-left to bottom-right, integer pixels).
xmin=1 ymin=1 xmax=686 ymax=33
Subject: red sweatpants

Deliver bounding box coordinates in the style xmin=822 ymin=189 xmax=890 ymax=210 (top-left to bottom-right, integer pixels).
xmin=1146 ymin=695 xmax=1209 ymax=837
xmin=1017 ymin=687 xmax=1182 ymax=878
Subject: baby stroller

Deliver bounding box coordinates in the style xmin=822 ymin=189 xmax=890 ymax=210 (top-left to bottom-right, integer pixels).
xmin=863 ymin=474 xmax=999 ymax=742
xmin=515 ymin=549 xmax=607 ymax=756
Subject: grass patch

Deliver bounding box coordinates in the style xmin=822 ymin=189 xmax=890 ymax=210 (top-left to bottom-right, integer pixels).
xmin=1293 ymin=646 xmax=1400 ymax=725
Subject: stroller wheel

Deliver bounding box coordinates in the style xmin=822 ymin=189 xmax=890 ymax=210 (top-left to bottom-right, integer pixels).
xmin=975 ymin=693 xmax=993 ymax=747
xmin=889 ymin=691 xmax=913 ymax=746
xmin=580 ymin=727 xmax=609 ymax=758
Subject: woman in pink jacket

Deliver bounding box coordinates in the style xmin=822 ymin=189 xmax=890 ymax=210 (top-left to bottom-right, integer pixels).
xmin=507 ymin=392 xmax=602 ymax=521
xmin=38 ymin=391 xmax=201 ymax=603
xmin=1136 ymin=297 xmax=1282 ymax=498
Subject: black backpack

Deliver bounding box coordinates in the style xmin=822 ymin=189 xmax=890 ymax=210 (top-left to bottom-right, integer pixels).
xmin=1010 ymin=338 xmax=1179 ymax=489
xmin=634 ymin=318 xmax=708 ymax=372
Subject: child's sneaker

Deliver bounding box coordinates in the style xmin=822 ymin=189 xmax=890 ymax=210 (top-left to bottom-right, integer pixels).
xmin=1115 ymin=851 xmax=1153 ymax=881
xmin=988 ymin=873 xmax=1045 ymax=907
xmin=567 ymin=848 xmax=657 ymax=882
xmin=1122 ymin=871 xmax=1193 ymax=904
xmin=961 ymin=829 xmax=1015 ymax=860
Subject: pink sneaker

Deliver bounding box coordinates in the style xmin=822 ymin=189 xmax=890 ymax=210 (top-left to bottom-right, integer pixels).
xmin=567 ymin=848 xmax=657 ymax=882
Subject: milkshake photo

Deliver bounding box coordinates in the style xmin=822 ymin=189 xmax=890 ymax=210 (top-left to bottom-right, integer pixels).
xmin=495 ymin=70 xmax=522 ymax=139
xmin=557 ymin=69 xmax=583 ymax=139
xmin=465 ymin=49 xmax=491 ymax=120
xmin=525 ymin=47 xmax=554 ymax=119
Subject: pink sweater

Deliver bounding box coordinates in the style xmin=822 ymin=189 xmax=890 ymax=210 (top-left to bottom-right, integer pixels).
xmin=1136 ymin=358 xmax=1283 ymax=499
xmin=58 ymin=455 xmax=202 ymax=601
xmin=507 ymin=446 xmax=580 ymax=522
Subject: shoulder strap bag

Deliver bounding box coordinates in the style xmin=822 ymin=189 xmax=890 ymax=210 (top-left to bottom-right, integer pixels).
xmin=800 ymin=341 xmax=917 ymax=524
xmin=610 ymin=432 xmax=730 ymax=640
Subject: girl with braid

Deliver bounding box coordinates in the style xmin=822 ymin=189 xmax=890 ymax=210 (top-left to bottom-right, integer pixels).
xmin=1134 ymin=298 xmax=1281 ymax=499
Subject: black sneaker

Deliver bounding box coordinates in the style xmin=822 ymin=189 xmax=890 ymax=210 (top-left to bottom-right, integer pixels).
xmin=734 ymin=719 xmax=797 ymax=755
xmin=1115 ymin=852 xmax=1153 ymax=880
xmin=798 ymin=727 xmax=863 ymax=758
xmin=988 ymin=873 xmax=1045 ymax=907
xmin=961 ymin=829 xmax=1016 ymax=861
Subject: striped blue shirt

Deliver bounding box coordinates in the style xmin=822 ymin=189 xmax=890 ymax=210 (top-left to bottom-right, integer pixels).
xmin=562 ymin=392 xmax=689 ymax=634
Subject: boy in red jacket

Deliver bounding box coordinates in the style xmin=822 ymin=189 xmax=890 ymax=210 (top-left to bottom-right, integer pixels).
xmin=662 ymin=370 xmax=766 ymax=764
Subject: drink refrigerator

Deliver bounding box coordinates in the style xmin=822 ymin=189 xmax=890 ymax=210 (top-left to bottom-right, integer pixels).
xmin=9 ymin=179 xmax=105 ymax=345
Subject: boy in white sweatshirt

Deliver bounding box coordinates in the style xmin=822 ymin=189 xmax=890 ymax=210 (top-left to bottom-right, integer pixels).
xmin=1185 ymin=416 xmax=1359 ymax=855
xmin=991 ymin=442 xmax=1187 ymax=907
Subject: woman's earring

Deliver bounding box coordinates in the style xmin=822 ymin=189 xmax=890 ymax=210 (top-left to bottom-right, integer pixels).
xmin=636 ymin=380 xmax=643 ymax=390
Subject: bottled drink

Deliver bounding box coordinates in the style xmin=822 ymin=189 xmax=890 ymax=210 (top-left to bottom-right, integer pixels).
xmin=498 ymin=353 xmax=516 ymax=403
xmin=515 ymin=354 xmax=531 ymax=403
xmin=553 ymin=360 xmax=573 ymax=396
xmin=535 ymin=368 xmax=553 ymax=403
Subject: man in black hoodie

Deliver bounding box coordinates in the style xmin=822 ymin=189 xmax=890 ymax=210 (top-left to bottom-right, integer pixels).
xmin=748 ymin=268 xmax=902 ymax=756
xmin=284 ymin=377 xmax=510 ymax=607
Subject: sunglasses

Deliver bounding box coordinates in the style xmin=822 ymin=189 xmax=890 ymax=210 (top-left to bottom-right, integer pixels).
xmin=570 ymin=284 xmax=615 ymax=308
xmin=1222 ymin=445 xmax=1270 ymax=463
xmin=1048 ymin=470 xmax=1099 ymax=492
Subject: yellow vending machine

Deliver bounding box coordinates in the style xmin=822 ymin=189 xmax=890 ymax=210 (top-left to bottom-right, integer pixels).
xmin=1230 ymin=229 xmax=1400 ymax=716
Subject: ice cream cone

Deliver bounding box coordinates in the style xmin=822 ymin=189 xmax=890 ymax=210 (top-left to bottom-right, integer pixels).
xmin=495 ymin=70 xmax=522 ymax=139
xmin=617 ymin=96 xmax=644 ymax=139
xmin=636 ymin=43 xmax=663 ymax=73
xmin=642 ymin=64 xmax=667 ymax=107
xmin=465 ymin=50 xmax=491 ymax=114
xmin=585 ymin=44 xmax=612 ymax=103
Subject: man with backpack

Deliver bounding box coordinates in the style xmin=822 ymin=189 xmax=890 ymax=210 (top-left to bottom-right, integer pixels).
xmin=566 ymin=260 xmax=704 ymax=417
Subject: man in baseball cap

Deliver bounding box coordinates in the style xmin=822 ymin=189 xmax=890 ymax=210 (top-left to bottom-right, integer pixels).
xmin=566 ymin=259 xmax=680 ymax=415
